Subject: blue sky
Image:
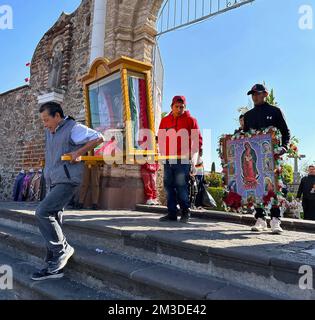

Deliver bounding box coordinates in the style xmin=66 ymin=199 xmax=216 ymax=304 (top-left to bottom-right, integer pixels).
xmin=0 ymin=0 xmax=314 ymax=171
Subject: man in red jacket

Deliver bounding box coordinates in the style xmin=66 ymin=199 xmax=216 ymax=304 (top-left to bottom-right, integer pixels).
xmin=158 ymin=96 xmax=203 ymax=223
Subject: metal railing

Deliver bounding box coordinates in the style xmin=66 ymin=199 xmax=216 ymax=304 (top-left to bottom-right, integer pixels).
xmin=157 ymin=0 xmax=255 ymax=36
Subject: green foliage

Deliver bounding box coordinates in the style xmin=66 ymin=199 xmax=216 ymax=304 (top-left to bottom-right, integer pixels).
xmin=205 ymin=172 xmax=222 ymax=187
xmin=208 ymin=187 xmax=225 ymax=210
xmin=161 ymin=112 xmax=168 ymax=118
xmin=287 ymin=192 xmax=295 ymax=202
xmin=290 ymin=136 xmax=299 ymax=145
xmin=266 ymin=88 xmax=278 ymax=106
xmin=286 ymin=136 xmax=300 ymax=158
xmin=282 ymin=163 xmax=294 ymax=185
xmin=263 ymin=82 xmax=278 ymax=106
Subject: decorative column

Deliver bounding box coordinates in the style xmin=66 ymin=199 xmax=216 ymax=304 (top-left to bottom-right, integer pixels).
xmin=89 ymin=0 xmax=107 ymax=65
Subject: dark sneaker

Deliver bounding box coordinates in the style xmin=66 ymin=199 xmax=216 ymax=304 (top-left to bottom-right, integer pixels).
xmin=45 ymin=249 xmax=54 ymax=263
xmin=180 ymin=209 xmax=191 ymax=223
xmin=48 ymin=245 xmax=75 ymax=273
xmin=77 ymin=203 xmax=84 ymax=210
xmin=92 ymin=204 xmax=98 ymax=210
xmin=180 ymin=215 xmax=190 ymax=223
xmin=31 ymin=268 xmax=64 ymax=281
xmin=159 ymin=214 xmax=178 ymax=222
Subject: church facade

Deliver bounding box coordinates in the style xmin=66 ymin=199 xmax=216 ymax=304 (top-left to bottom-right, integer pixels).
xmin=0 ymin=0 xmax=164 ymax=207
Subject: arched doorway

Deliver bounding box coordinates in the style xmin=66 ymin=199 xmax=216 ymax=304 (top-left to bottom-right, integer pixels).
xmin=95 ymin=0 xmax=254 ymax=209
xmin=102 ymin=0 xmax=254 ymax=63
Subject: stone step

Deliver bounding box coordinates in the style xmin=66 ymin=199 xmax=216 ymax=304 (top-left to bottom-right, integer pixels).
xmin=0 ymin=250 xmax=128 ymax=300
xmin=1 ymin=204 xmax=314 ymax=299
xmin=0 ymin=221 xmax=275 ymax=300
xmin=136 ymin=204 xmax=315 ymax=234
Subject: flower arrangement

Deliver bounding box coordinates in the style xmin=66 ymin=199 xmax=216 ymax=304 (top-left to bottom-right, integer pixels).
xmin=286 ymin=136 xmax=299 ymax=159
xmin=282 ymin=199 xmax=302 ymax=219
xmin=222 ymin=190 xmax=242 ymax=213
xmin=218 ymin=126 xmax=286 ymax=214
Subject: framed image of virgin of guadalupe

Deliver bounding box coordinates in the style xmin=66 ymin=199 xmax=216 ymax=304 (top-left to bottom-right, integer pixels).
xmin=219 ymin=128 xmax=282 ymax=205
xmin=87 ymin=72 xmax=124 ymax=157
xmin=81 ymin=57 xmax=156 ymax=162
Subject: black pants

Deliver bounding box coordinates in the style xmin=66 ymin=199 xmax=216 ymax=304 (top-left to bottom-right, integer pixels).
xmin=255 ymin=207 xmax=281 ymax=220
xmin=302 ymin=199 xmax=315 ymax=221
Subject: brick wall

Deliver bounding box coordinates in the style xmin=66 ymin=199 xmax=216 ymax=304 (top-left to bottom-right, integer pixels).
xmin=0 ymin=86 xmax=41 ymax=200
xmin=0 ymin=0 xmax=166 ymax=204
xmin=0 ymin=0 xmax=93 ymax=201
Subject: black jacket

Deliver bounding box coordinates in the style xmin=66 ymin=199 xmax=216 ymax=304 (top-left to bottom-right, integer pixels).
xmin=297 ymin=175 xmax=315 ymax=200
xmin=243 ymin=102 xmax=290 ymax=148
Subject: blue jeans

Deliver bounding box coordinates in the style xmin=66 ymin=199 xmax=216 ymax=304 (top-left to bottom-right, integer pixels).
xmin=35 ymin=184 xmax=76 ymax=259
xmin=164 ymin=163 xmax=191 ymax=217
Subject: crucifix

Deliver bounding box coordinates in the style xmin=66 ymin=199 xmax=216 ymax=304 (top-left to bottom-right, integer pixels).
xmin=288 ymin=154 xmax=306 ymax=184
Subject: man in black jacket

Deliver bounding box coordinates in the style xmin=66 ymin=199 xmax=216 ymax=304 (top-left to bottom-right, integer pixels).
xmin=244 ymin=84 xmax=291 ymax=234
xmin=297 ymin=165 xmax=315 ymax=221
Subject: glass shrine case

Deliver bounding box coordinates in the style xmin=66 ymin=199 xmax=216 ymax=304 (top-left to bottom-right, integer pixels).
xmin=62 ymin=56 xmax=157 ymax=165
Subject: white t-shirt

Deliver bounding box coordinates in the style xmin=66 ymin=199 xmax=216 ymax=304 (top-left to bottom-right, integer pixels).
xmin=71 ymin=123 xmax=103 ymax=145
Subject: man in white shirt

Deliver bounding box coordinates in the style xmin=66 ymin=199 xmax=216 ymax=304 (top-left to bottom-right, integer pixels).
xmin=32 ymin=102 xmax=104 ymax=281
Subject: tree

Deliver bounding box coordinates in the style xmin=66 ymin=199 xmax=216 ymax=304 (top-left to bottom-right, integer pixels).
xmin=211 ymin=162 xmax=216 ymax=173
xmin=205 ymin=172 xmax=222 ymax=187
xmin=282 ymin=163 xmax=294 ymax=185
xmin=161 ymin=112 xmax=168 ymax=118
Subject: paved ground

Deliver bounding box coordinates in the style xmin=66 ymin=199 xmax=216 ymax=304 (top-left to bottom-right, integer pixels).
xmin=1 ymin=201 xmax=315 ymax=267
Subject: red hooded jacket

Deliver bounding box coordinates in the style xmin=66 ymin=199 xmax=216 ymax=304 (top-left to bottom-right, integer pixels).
xmin=158 ymin=111 xmax=203 ymax=159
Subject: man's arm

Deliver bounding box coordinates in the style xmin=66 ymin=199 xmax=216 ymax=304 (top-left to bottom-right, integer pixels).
xmin=277 ymin=109 xmax=291 ymax=149
xmin=191 ymin=117 xmax=203 ymax=156
xmin=69 ymin=123 xmax=105 ymax=163
xmin=70 ymin=136 xmax=105 ymax=163
xmin=296 ymin=177 xmax=304 ymax=200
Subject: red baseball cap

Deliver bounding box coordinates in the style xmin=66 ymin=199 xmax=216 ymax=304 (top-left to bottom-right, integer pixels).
xmin=172 ymin=95 xmax=186 ymax=106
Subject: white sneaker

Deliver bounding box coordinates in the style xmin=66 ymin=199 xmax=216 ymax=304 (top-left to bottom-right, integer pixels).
xmin=251 ymin=218 xmax=268 ymax=232
xmin=270 ymin=217 xmax=283 ymax=234
xmin=146 ymin=199 xmax=155 ymax=205
xmin=152 ymin=199 xmax=159 ymax=205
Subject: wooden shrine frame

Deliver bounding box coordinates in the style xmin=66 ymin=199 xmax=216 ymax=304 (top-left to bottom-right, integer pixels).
xmin=79 ymin=56 xmax=157 ymax=163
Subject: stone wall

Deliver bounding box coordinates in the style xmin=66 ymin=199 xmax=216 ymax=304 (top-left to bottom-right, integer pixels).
xmin=0 ymin=0 xmax=166 ymax=206
xmin=30 ymin=0 xmax=93 ymax=117
xmin=104 ymin=0 xmax=164 ymax=63
xmin=0 ymin=0 xmax=93 ymax=201
xmin=0 ymin=86 xmax=41 ymax=200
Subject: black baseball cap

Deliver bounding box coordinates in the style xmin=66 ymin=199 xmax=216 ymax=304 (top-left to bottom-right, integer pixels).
xmin=247 ymin=84 xmax=268 ymax=95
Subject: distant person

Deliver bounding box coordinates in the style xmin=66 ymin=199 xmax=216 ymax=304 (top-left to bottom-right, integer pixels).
xmin=141 ymin=162 xmax=160 ymax=205
xmin=243 ymin=84 xmax=290 ymax=234
xmin=191 ymin=155 xmax=204 ymax=209
xmin=297 ymin=165 xmax=315 ymax=221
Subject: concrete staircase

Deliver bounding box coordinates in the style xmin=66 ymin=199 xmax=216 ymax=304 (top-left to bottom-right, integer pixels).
xmin=0 ymin=202 xmax=314 ymax=300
